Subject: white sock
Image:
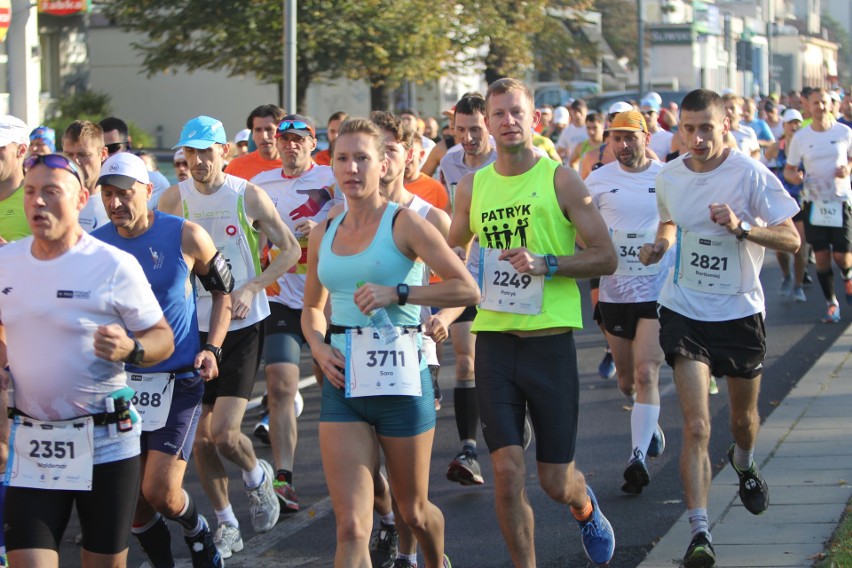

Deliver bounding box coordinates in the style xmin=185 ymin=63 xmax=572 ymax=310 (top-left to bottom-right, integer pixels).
xmin=733 ymin=444 xmax=753 ymax=471
xmin=380 ymin=512 xmax=395 ymax=525
xmin=630 ymin=402 xmax=660 ymax=460
xmin=397 ymin=553 xmax=417 ymax=566
xmin=243 ymin=461 xmax=265 ymax=489
xmin=215 ymin=505 xmax=239 ymax=529
xmin=687 ymin=508 xmax=710 ymax=540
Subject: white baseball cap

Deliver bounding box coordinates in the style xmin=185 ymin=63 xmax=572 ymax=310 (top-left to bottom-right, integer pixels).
xmin=0 ymin=115 xmax=29 ymax=147
xmin=234 ymin=128 xmax=251 ymax=144
xmin=608 ymin=101 xmax=633 ymax=115
xmin=173 ymin=148 xmax=186 ymax=162
xmin=782 ymin=109 xmax=804 ymax=123
xmin=98 ymin=152 xmax=150 ymax=189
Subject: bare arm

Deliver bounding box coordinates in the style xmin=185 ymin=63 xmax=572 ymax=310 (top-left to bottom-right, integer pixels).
xmin=156 ymin=185 xmax=181 ymax=216
xmin=420 ymin=139 xmax=448 ymax=177
xmin=94 ymin=317 xmax=174 ymax=368
xmin=447 ymin=172 xmax=475 ymax=250
xmin=182 ymin=221 xmax=232 ymax=380
xmin=709 ymin=203 xmax=800 ymax=254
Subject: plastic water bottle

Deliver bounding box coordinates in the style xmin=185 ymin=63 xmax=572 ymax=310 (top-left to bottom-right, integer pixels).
xmin=357 ymin=281 xmax=399 ymax=345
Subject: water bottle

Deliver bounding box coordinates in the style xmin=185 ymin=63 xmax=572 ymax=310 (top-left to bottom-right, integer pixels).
xmin=357 ymin=281 xmax=399 ymax=345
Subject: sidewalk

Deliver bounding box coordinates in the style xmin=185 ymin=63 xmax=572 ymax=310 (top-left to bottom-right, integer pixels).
xmin=639 ymin=326 xmax=852 ymax=567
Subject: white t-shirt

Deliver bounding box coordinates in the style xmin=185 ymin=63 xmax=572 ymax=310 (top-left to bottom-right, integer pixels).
xmin=649 ymin=129 xmax=674 ymax=161
xmin=79 ymin=193 xmax=109 ymax=233
xmin=785 ymin=122 xmax=852 ymax=202
xmin=0 ymin=233 xmax=162 ymax=461
xmin=586 ymin=160 xmax=672 ymax=303
xmin=556 ymin=122 xmax=589 ymax=158
xmin=251 ymin=165 xmax=337 ymax=309
xmin=730 ymin=125 xmax=760 ymax=157
xmin=656 ymin=150 xmax=800 ymax=321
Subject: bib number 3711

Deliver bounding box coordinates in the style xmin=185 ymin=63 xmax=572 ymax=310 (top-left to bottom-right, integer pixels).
xmin=345 ymin=330 xmax=421 ymax=398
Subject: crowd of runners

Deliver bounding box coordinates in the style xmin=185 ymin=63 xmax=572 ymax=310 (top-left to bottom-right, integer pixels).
xmin=0 ymin=77 xmax=849 ymax=568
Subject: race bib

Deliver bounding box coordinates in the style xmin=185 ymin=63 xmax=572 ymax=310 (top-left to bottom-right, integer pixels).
xmin=345 ymin=329 xmax=421 ymax=398
xmin=198 ymin=238 xmax=249 ymax=298
xmin=6 ymin=416 xmax=94 ymax=491
xmin=611 ymin=229 xmax=661 ymax=276
xmin=479 ymin=248 xmax=543 ymax=315
xmin=127 ymin=372 xmax=174 ymax=432
xmin=675 ymin=229 xmax=742 ymax=295
xmin=809 ymin=199 xmax=843 ymax=228
xmin=448 ymin=183 xmax=458 ymax=210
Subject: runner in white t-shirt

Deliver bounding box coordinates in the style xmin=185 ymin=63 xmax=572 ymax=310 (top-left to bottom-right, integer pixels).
xmin=723 ymin=94 xmax=761 ymax=159
xmin=586 ymin=110 xmax=670 ymax=496
xmin=640 ymin=89 xmax=800 ymax=568
xmin=61 ymin=121 xmax=110 ymax=233
xmin=0 ymin=154 xmax=173 ymax=567
xmin=785 ymin=88 xmax=852 ymax=323
xmin=556 ymin=99 xmax=589 ymax=165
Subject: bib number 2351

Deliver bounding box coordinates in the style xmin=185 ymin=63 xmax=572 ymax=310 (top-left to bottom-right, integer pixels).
xmin=6 ymin=416 xmax=94 ymax=491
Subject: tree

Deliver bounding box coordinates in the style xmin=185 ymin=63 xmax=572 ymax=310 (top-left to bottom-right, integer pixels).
xmin=821 ymin=13 xmax=851 ymax=87
xmin=102 ymin=0 xmax=475 ymax=111
xmin=595 ymin=0 xmax=639 ymax=67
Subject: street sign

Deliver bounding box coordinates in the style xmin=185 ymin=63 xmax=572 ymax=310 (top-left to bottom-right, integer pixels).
xmin=38 ymin=0 xmax=89 ymax=16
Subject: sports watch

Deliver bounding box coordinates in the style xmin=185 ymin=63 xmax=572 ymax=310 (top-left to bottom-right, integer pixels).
xmin=125 ymin=337 xmax=145 ymax=365
xmin=544 ymin=254 xmax=558 ymax=279
xmin=202 ymin=344 xmax=223 ymax=364
xmin=737 ymin=220 xmax=752 ymax=241
xmin=397 ymin=283 xmax=410 ymax=305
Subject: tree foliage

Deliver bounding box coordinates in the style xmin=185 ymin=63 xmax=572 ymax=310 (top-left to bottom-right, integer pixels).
xmin=821 ymin=13 xmax=851 ymax=87
xmin=595 ymin=0 xmax=638 ymax=68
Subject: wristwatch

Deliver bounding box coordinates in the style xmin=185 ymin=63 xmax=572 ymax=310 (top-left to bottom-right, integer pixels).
xmin=202 ymin=344 xmax=223 ymax=364
xmin=397 ymin=283 xmax=410 ymax=305
xmin=544 ymin=254 xmax=558 ymax=279
xmin=125 ymin=337 xmax=145 ymax=365
xmin=737 ymin=220 xmax=752 ymax=241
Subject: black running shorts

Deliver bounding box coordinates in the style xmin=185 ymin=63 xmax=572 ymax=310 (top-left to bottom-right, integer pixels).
xmin=201 ymin=322 xmax=264 ymax=404
xmin=802 ymin=201 xmax=852 ymax=253
xmin=598 ymin=301 xmax=658 ymax=340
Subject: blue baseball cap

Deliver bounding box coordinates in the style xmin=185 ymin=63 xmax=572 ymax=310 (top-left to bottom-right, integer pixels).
xmin=173 ymin=116 xmax=227 ymax=149
xmin=640 ymin=97 xmax=661 ymax=112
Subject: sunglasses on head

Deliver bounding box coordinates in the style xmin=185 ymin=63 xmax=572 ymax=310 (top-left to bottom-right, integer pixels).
xmin=105 ymin=141 xmax=129 ymax=155
xmin=277 ymin=121 xmax=314 ymax=136
xmin=24 ymin=154 xmax=84 ymax=187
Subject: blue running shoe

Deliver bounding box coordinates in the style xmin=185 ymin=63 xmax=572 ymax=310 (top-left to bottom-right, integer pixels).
xmin=598 ymin=351 xmax=616 ymax=380
xmin=253 ymin=413 xmax=270 ymax=444
xmin=576 ymin=486 xmax=615 ymax=566
xmin=646 ymin=424 xmax=665 ymax=458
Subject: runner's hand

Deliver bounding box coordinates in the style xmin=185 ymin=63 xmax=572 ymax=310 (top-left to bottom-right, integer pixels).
xmin=709 ymin=203 xmax=739 ymax=233
xmin=315 ymin=344 xmax=346 ymax=388
xmin=194 ymin=351 xmax=219 ymax=381
xmin=230 ymin=286 xmax=254 ymax=320
xmin=499 ymin=247 xmax=546 ymax=276
xmin=639 ymin=241 xmax=666 ymax=265
xmin=93 ymin=324 xmax=133 ymax=362
xmin=354 ymin=283 xmax=395 ymax=314
xmin=424 ymin=315 xmax=449 ymax=343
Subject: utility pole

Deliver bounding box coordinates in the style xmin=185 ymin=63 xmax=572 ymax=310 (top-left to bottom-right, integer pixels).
xmin=638 ymin=0 xmax=645 ymax=95
xmin=283 ymin=0 xmax=296 ymax=112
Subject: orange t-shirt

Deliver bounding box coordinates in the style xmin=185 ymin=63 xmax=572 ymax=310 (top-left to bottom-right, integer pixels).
xmin=224 ymin=151 xmax=282 ymax=181
xmin=313 ymin=149 xmax=331 ymax=166
xmin=405 ymin=173 xmax=450 ymax=211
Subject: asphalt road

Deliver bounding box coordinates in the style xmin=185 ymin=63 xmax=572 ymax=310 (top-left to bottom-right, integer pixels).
xmin=57 ymin=257 xmax=849 ymax=567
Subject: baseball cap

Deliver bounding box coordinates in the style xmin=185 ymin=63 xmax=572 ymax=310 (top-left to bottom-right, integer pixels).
xmin=98 ymin=152 xmax=150 ymax=189
xmin=640 ymin=97 xmax=661 ymax=112
xmin=782 ymin=109 xmax=804 ymax=123
xmin=173 ymin=116 xmax=227 ymax=149
xmin=553 ymin=106 xmax=570 ymax=125
xmin=275 ymin=114 xmax=316 ymax=138
xmin=173 ymin=149 xmax=186 ymax=163
xmin=234 ymin=128 xmax=251 ymax=144
xmin=830 ymin=90 xmax=842 ymax=102
xmin=29 ymin=125 xmax=56 ymax=151
xmin=607 ymin=110 xmax=648 ymax=132
xmin=643 ymin=91 xmax=663 ymax=106
xmin=0 ymin=115 xmax=29 ymax=147
xmin=608 ymin=101 xmax=633 ymax=115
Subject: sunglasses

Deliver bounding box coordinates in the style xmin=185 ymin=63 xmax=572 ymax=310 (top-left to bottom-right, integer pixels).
xmin=105 ymin=141 xmax=129 ymax=155
xmin=277 ymin=120 xmax=315 ymax=136
xmin=24 ymin=154 xmax=84 ymax=187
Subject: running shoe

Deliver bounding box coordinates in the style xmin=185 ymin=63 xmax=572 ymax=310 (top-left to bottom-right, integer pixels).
xmin=844 ymin=279 xmax=852 ymax=305
xmin=522 ymin=409 xmax=532 ymax=450
xmin=369 ymin=521 xmax=399 ymax=568
xmin=253 ymin=414 xmax=270 ymax=444
xmin=273 ymin=478 xmax=300 ymax=513
xmin=247 ymin=459 xmax=281 ymax=532
xmin=793 ymin=287 xmax=807 ymax=303
xmin=803 ymin=270 xmax=814 ymax=284
xmin=393 ymin=558 xmax=416 ymax=568
xmin=576 ymin=485 xmax=615 ymax=566
xmin=212 ymin=522 xmax=243 ymax=559
xmin=683 ymin=531 xmax=715 ymax=568
xmin=185 ymin=516 xmax=224 ymax=568
xmin=708 ymin=377 xmax=719 ymax=395
xmin=294 ymin=389 xmax=304 ymax=418
xmin=621 ymin=455 xmax=650 ymax=495
xmin=443 ymin=554 xmax=452 ymax=568
xmin=646 ymin=424 xmax=666 ymax=458
xmin=780 ymin=275 xmax=793 ymax=296
xmin=446 ymin=449 xmax=484 ymax=486
xmin=823 ymin=301 xmax=841 ymax=323
xmin=598 ymin=350 xmax=616 ymax=380
xmin=727 ymin=444 xmax=769 ymax=515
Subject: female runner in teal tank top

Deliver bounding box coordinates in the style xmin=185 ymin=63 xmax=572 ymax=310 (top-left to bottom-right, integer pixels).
xmin=301 ymin=118 xmax=479 ymax=568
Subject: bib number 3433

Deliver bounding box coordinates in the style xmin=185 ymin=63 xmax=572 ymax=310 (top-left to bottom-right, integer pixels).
xmin=5 ymin=416 xmax=94 ymax=491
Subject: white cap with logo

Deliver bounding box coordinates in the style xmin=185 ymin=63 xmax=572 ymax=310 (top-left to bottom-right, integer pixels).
xmin=97 ymin=152 xmax=151 ymax=189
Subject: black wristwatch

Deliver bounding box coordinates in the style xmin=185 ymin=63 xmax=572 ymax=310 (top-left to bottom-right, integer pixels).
xmin=125 ymin=337 xmax=145 ymax=365
xmin=737 ymin=220 xmax=752 ymax=241
xmin=397 ymin=283 xmax=410 ymax=305
xmin=202 ymin=344 xmax=223 ymax=364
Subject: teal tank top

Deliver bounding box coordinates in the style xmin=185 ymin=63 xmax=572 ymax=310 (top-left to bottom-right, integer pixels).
xmin=318 ymin=202 xmax=422 ymax=331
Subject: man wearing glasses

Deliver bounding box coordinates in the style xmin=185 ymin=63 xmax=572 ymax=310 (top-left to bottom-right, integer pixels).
xmin=62 ymin=120 xmax=110 ymax=233
xmin=99 ymin=117 xmax=171 ymax=208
